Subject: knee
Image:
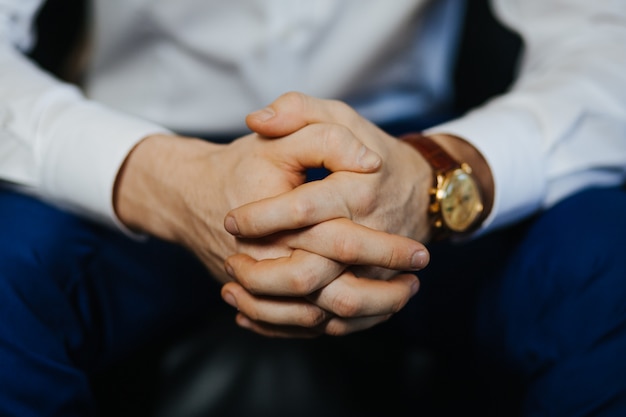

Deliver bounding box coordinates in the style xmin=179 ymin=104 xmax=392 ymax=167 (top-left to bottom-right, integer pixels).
xmin=0 ymin=190 xmax=94 ymax=254
xmin=518 ymin=187 xmax=626 ymax=285
xmin=477 ymin=187 xmax=626 ymax=372
xmin=0 ymin=190 xmax=100 ymax=310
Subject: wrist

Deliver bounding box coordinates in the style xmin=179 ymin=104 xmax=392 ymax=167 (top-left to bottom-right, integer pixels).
xmin=113 ymin=133 xmax=220 ymax=241
xmin=400 ymin=132 xmax=494 ymax=241
xmin=427 ymin=133 xmax=495 ymax=221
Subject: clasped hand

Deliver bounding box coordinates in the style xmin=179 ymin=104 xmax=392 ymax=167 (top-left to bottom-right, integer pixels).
xmin=115 ymin=92 xmax=431 ymax=338
xmin=220 ymin=92 xmax=432 ymax=337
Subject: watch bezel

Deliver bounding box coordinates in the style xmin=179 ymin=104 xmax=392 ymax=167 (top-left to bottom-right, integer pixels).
xmin=401 ymin=132 xmax=487 ymax=240
xmin=437 ymin=165 xmax=484 ymax=232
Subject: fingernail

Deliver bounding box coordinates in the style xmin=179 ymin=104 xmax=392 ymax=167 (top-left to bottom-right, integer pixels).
xmin=249 ymin=107 xmax=275 ymax=122
xmin=223 ymin=291 xmax=238 ymax=309
xmin=411 ymin=250 xmax=429 ymax=270
xmin=358 ymin=146 xmax=381 ymax=170
xmin=224 ymin=216 xmax=240 ymax=236
xmin=410 ymin=280 xmax=420 ymax=297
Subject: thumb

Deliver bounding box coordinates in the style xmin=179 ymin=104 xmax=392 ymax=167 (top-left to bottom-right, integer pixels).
xmin=246 ymin=91 xmax=320 ymax=137
xmin=246 ymin=91 xmax=365 ymax=138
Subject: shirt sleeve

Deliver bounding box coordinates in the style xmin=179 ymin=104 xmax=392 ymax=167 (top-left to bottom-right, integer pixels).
xmin=0 ymin=0 xmax=170 ymax=229
xmin=426 ymin=0 xmax=626 ymax=234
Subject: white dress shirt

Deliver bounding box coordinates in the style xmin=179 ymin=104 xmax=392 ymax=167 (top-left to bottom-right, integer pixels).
xmin=0 ymin=0 xmax=624 ymax=234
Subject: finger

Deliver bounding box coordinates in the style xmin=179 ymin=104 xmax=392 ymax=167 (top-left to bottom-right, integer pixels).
xmin=284 ymin=219 xmax=430 ymax=271
xmin=221 ymin=281 xmax=332 ymax=328
xmin=225 ymin=249 xmax=345 ymax=296
xmin=267 ymin=122 xmax=382 ymax=173
xmin=235 ymin=313 xmax=392 ymax=338
xmin=321 ymin=314 xmax=393 ymax=336
xmin=246 ymin=91 xmax=358 ymax=138
xmin=234 ymin=313 xmax=324 ymax=339
xmin=222 ymin=271 xmax=420 ymax=337
xmin=307 ymin=271 xmax=420 ymax=318
xmin=225 ymin=172 xmax=351 ymax=237
xmin=227 ymin=218 xmax=430 ymax=272
xmin=227 ymin=215 xmax=429 ymax=271
xmin=221 ymin=271 xmax=406 ymax=332
xmin=228 ymin=189 xmax=431 ymax=270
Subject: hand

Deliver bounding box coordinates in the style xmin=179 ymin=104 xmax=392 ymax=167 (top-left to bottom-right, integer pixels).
xmin=217 ymin=92 xmax=435 ymax=336
xmin=222 ymin=247 xmax=422 ymax=337
xmin=226 ymin=92 xmax=434 ymax=270
xmin=231 ymin=93 xmax=494 ymax=241
xmin=223 ymin=93 xmax=494 ymax=337
xmin=113 ymin=129 xmax=425 ymax=285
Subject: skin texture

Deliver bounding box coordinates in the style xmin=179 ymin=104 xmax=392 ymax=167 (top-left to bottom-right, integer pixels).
xmin=223 ymin=92 xmax=494 ymax=337
xmin=114 ymin=91 xmax=494 ymax=338
xmin=113 ymin=98 xmax=429 ymax=337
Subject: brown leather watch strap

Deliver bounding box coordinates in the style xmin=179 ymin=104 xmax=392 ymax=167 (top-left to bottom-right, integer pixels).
xmin=400 ymin=132 xmax=489 ymax=241
xmin=400 ymin=133 xmax=460 ymax=172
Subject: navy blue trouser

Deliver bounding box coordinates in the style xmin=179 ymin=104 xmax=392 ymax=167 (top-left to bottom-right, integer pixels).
xmin=403 ymin=185 xmax=626 ymax=416
xmin=1 ymin=184 xmax=625 ymax=416
xmin=0 ymin=186 xmax=220 ymax=416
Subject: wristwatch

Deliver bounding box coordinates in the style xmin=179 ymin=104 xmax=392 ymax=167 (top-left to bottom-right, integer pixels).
xmin=401 ymin=133 xmax=485 ymax=240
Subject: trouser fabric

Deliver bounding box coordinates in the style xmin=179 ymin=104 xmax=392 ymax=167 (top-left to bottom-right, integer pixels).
xmin=0 ymin=185 xmax=625 ymax=417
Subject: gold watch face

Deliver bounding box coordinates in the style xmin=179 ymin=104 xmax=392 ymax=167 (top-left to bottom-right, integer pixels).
xmin=439 ymin=168 xmax=483 ymax=232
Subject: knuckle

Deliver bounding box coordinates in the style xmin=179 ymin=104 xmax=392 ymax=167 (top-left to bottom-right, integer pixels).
xmin=353 ymin=184 xmax=377 ymax=212
xmin=285 ymin=267 xmax=319 ymax=296
xmin=281 ymin=91 xmax=307 ymax=109
xmin=317 ymin=123 xmax=351 ymax=153
xmin=330 ymin=99 xmax=363 ymax=127
xmin=378 ymin=247 xmax=400 ymax=270
xmin=324 ymin=320 xmax=350 ymax=337
xmin=290 ymin=198 xmax=316 ymax=228
xmin=297 ymin=306 xmax=329 ymax=328
xmin=330 ymin=293 xmax=363 ymax=318
xmin=332 ymin=234 xmax=360 ymax=264
xmin=328 ymin=99 xmax=354 ymax=118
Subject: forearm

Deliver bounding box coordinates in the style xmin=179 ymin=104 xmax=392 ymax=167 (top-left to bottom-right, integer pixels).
xmin=427 ymin=1 xmax=626 ymax=233
xmin=113 ymin=133 xmax=222 ymax=243
xmin=0 ymin=39 xmax=168 ymax=227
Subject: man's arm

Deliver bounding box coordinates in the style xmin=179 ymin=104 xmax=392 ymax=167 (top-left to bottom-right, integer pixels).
xmin=0 ymin=0 xmax=170 ymax=227
xmin=428 ymin=0 xmax=626 ymax=233
xmin=233 ymin=1 xmax=626 ymax=241
xmin=113 ymin=130 xmax=428 ymax=337
xmin=224 ymin=1 xmax=626 ymax=336
xmin=1 ymin=2 xmax=429 ymax=338
xmin=226 ymin=93 xmax=495 ymax=244
xmin=112 ymin=130 xmax=430 ymax=282
xmin=214 ymin=92 xmax=492 ymax=337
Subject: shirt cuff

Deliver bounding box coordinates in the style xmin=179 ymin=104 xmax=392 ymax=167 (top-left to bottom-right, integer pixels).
xmin=425 ymin=102 xmax=547 ymax=235
xmin=37 ymin=98 xmax=171 ymax=232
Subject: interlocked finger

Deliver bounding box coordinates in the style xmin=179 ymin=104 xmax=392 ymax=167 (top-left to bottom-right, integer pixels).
xmin=225 ymin=249 xmax=345 ymax=296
